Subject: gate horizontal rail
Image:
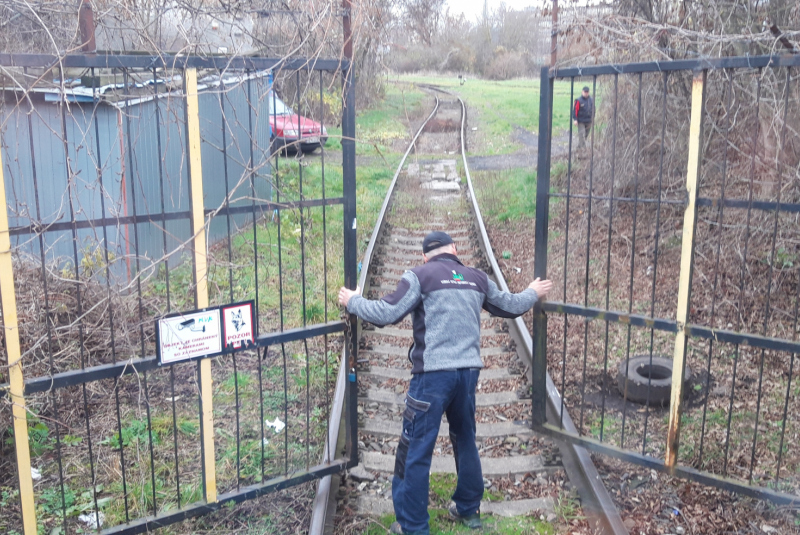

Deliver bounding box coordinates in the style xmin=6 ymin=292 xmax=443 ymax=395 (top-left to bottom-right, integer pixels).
xmin=6 ymin=198 xmax=345 ymax=237
xmin=0 ymin=53 xmax=348 ymax=71
xmin=0 ymin=321 xmax=346 ymax=397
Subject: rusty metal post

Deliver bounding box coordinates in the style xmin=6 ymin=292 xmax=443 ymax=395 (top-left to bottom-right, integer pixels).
xmin=343 ymin=0 xmax=353 ymax=61
xmin=79 ymin=0 xmax=96 ymax=54
xmin=550 ymin=0 xmax=558 ymax=67
xmin=666 ymin=69 xmax=706 ymax=471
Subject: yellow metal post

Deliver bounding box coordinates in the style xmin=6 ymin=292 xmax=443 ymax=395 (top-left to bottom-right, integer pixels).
xmin=185 ymin=67 xmax=217 ymax=502
xmin=666 ymin=69 xmax=705 ymax=471
xmin=0 ymin=134 xmax=37 ymax=534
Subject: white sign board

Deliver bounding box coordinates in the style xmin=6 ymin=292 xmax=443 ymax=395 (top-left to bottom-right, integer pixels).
xmin=222 ymin=302 xmax=255 ymax=351
xmin=157 ymin=309 xmax=222 ymax=365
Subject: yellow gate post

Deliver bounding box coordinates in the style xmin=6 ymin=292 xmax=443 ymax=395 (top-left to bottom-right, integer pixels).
xmin=0 ymin=133 xmax=37 ymax=533
xmin=666 ymin=69 xmax=706 ymax=471
xmin=185 ymin=67 xmax=217 ymax=502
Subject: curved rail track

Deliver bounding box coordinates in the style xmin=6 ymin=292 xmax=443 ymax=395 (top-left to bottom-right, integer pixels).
xmin=311 ymin=86 xmax=628 ymax=535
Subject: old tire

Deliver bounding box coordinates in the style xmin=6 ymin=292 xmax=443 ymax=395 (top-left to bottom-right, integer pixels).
xmin=617 ymin=355 xmax=690 ymax=406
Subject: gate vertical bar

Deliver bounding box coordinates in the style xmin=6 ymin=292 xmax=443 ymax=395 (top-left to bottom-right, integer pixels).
xmin=532 ymin=65 xmax=553 ymax=427
xmin=0 ymin=133 xmax=37 ymax=535
xmin=342 ymin=58 xmax=359 ymax=466
xmin=185 ymin=67 xmax=218 ymax=501
xmin=665 ymin=69 xmax=706 ymax=471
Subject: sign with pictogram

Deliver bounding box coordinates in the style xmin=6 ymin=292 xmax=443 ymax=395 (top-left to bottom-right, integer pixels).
xmin=221 ymin=301 xmax=256 ymax=352
xmin=157 ymin=308 xmax=222 ymax=365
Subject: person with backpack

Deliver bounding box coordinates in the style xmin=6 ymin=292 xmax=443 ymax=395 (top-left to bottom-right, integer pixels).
xmin=573 ymin=86 xmax=594 ymax=151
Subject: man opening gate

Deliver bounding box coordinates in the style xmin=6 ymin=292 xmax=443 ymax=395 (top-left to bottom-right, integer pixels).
xmin=532 ymin=55 xmax=800 ymax=505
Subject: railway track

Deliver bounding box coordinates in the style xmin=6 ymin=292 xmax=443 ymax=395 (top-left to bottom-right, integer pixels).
xmin=311 ymin=86 xmax=627 ymax=534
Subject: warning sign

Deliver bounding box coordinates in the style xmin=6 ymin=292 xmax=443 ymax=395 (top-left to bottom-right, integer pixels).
xmin=222 ymin=301 xmax=256 ymax=351
xmin=157 ymin=308 xmax=222 ymax=365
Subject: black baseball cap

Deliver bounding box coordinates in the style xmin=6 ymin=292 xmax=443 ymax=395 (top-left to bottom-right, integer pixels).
xmin=582 ymin=86 xmax=590 ymax=92
xmin=422 ymin=231 xmax=454 ymax=254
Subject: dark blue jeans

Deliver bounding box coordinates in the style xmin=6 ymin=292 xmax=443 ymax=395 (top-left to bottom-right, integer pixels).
xmin=392 ymin=368 xmax=483 ymax=535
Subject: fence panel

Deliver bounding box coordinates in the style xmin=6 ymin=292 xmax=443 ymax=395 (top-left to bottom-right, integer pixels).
xmin=0 ymin=54 xmax=357 ymax=535
xmin=533 ymin=56 xmax=800 ymax=504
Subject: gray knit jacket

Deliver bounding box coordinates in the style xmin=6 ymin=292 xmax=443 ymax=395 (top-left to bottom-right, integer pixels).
xmin=347 ymin=253 xmax=538 ymax=373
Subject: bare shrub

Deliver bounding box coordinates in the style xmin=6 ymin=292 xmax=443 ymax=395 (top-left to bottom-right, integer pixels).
xmin=484 ymin=48 xmax=530 ymax=80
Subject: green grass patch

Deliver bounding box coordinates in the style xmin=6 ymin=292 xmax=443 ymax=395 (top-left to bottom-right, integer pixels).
xmin=101 ymin=415 xmax=198 ymax=449
xmin=366 ymin=509 xmax=555 ymax=535
xmin=428 ymin=473 xmax=503 ymax=507
xmin=326 ymin=83 xmax=426 ymax=156
xmin=471 ymin=168 xmax=536 ymax=223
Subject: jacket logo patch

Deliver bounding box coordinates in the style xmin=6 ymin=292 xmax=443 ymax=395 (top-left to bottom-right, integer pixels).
xmin=440 ymin=270 xmax=476 ymax=286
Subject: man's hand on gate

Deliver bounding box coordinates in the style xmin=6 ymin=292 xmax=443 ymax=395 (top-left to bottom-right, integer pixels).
xmin=338 ymin=286 xmax=361 ymax=307
xmin=528 ymin=278 xmax=553 ymax=299
xmin=573 ymin=120 xmax=577 ymax=126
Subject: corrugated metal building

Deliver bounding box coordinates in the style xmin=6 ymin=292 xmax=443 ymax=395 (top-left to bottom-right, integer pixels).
xmin=0 ymin=71 xmax=273 ymax=282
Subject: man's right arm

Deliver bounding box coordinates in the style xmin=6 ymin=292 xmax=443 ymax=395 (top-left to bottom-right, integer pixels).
xmin=346 ymin=272 xmax=421 ymax=326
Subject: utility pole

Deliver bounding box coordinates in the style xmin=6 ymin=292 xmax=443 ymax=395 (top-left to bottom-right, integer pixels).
xmin=550 ymin=0 xmax=558 ymax=67
xmin=79 ymin=0 xmax=96 ymax=53
xmin=343 ymin=0 xmax=353 ymax=62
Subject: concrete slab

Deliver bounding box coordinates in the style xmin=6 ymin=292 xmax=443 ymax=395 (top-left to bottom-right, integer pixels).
xmin=362 ymin=418 xmax=532 ymax=439
xmin=365 ymin=388 xmax=520 ymax=407
xmin=362 ymin=452 xmax=549 ymax=476
xmin=421 ymin=181 xmax=461 ymax=191
xmin=389 ymin=228 xmax=469 ymax=236
xmin=363 ymin=327 xmax=500 ymax=339
xmin=429 ymin=194 xmax=461 ymax=203
xmin=360 ymin=345 xmax=509 ymax=358
xmin=363 ymin=366 xmax=513 ymax=381
xmin=484 ymin=497 xmax=555 ymax=517
xmin=356 ymin=495 xmax=555 ymax=517
xmin=387 ymin=234 xmax=470 ymax=243
xmin=383 ymin=251 xmax=474 ymax=261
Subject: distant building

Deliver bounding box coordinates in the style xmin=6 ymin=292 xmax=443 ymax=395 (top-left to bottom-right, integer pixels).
xmin=1 ymin=71 xmax=273 ymax=283
xmin=94 ymin=6 xmax=258 ymax=55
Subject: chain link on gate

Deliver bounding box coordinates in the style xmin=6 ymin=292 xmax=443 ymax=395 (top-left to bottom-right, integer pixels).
xmin=532 ymin=56 xmax=800 ymax=507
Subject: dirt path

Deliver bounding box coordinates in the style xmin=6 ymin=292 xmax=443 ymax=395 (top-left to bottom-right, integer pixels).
xmin=466 ymin=124 xmax=569 ymax=172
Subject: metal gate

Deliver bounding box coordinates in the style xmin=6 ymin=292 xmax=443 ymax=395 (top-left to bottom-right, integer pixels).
xmin=532 ymin=55 xmax=800 ymax=504
xmin=0 ymin=53 xmax=358 ymax=534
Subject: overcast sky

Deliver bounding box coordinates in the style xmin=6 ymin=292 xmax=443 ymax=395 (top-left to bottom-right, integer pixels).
xmin=447 ymin=0 xmax=540 ymax=22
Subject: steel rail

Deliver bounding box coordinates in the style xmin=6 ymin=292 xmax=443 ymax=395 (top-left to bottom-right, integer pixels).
xmin=444 ymin=89 xmax=629 ymax=535
xmin=309 ymin=93 xmax=442 ymax=535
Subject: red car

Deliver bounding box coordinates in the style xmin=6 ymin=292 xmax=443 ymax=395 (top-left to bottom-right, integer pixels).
xmin=269 ymin=91 xmax=328 ymax=154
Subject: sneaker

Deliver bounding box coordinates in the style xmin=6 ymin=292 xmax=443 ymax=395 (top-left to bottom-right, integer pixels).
xmin=448 ymin=503 xmax=482 ymax=529
xmin=389 ymin=521 xmax=404 ymax=534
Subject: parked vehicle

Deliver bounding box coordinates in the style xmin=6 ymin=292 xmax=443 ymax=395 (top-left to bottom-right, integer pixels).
xmin=269 ymin=91 xmax=328 ymax=154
